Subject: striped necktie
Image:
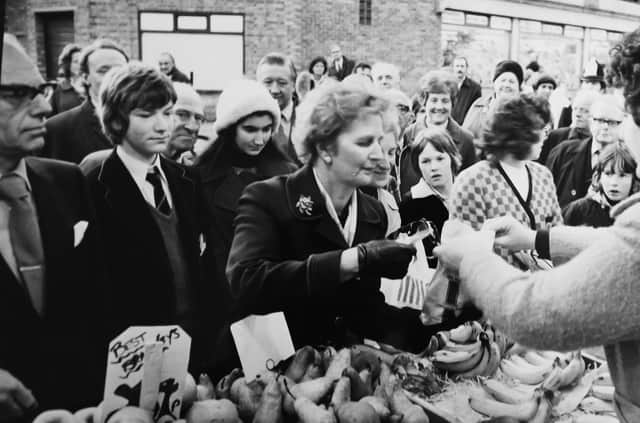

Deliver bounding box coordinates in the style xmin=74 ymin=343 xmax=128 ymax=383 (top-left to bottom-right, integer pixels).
xmin=146 ymin=168 xmax=171 ymax=215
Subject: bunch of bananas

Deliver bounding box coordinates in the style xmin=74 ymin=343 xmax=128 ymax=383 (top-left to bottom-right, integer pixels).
xmin=468 ymin=350 xmax=588 ymax=422
xmin=469 ymin=381 xmax=553 ymax=422
xmin=428 ymin=321 xmax=506 ymax=379
xmin=579 ymin=366 xmax=616 ymax=418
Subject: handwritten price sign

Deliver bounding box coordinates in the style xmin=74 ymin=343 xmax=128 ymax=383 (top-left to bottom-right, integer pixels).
xmin=101 ymin=326 xmax=191 ymax=423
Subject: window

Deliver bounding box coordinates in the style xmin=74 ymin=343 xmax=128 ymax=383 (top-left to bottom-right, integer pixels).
xmin=139 ymin=11 xmax=244 ymax=91
xmin=359 ymin=0 xmax=372 ymax=25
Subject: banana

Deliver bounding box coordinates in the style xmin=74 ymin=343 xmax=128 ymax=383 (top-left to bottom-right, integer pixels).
xmin=442 ymin=338 xmax=482 ymax=353
xmin=573 ymin=415 xmax=620 ymax=423
xmin=448 ymin=323 xmax=474 ymax=343
xmin=481 ymin=379 xmax=533 ymax=404
xmin=510 ymin=355 xmax=553 ymax=374
xmin=539 ymin=351 xmax=571 ymax=366
xmin=556 ymin=352 xmax=585 ymax=388
xmin=524 ymin=351 xmax=555 ymax=368
xmin=432 ymin=339 xmax=485 ymax=373
xmin=581 ymin=396 xmax=616 ymax=413
xmin=454 ymin=335 xmax=494 ymax=379
xmin=541 ymin=363 xmax=563 ymax=391
xmin=593 ymin=372 xmax=613 ymax=387
xmin=528 ymin=391 xmax=553 ymax=423
xmin=499 ymin=358 xmax=548 ymax=385
xmin=468 ymin=393 xmax=540 ymax=421
xmin=432 ymin=349 xmax=474 ymax=363
xmin=591 ymin=385 xmax=615 ymax=401
xmin=481 ymin=341 xmax=502 ymax=377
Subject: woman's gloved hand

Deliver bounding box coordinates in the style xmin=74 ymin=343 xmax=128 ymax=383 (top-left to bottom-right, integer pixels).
xmin=357 ymin=240 xmax=416 ymax=279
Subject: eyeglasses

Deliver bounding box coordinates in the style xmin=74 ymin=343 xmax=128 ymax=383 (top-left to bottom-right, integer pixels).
xmin=0 ymin=83 xmax=56 ymax=102
xmin=174 ymin=109 xmax=205 ymax=125
xmin=396 ymin=104 xmax=411 ymax=114
xmin=592 ymin=117 xmax=622 ymax=127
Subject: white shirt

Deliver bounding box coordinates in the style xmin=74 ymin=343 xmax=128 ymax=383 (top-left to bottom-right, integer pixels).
xmin=335 ymin=57 xmax=343 ymax=72
xmin=499 ymin=160 xmax=530 ymax=200
xmin=116 ymin=146 xmax=173 ymax=209
xmin=312 ymin=169 xmax=358 ymax=246
xmin=280 ymin=100 xmax=294 ymax=138
xmin=0 ymin=159 xmax=35 ymax=277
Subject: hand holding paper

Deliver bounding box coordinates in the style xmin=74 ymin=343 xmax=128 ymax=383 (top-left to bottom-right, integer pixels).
xmin=433 ymin=220 xmax=495 ymax=272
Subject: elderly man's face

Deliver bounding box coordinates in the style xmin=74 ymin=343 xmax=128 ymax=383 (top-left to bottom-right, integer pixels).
xmin=375 ymin=72 xmax=397 ymax=90
xmin=590 ymin=102 xmax=624 ymax=146
xmin=330 ymin=46 xmax=342 ymax=62
xmin=158 ymin=54 xmax=173 ymax=75
xmin=0 ymin=85 xmax=52 ymax=158
xmin=170 ymin=90 xmax=204 ymax=154
xmin=85 ymin=48 xmax=128 ymax=100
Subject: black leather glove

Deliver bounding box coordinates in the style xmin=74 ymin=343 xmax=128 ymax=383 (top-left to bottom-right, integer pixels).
xmin=357 ymin=239 xmax=417 ymax=280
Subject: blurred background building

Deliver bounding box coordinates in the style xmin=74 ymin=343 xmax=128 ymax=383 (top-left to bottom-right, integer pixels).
xmin=5 ymin=0 xmax=638 ymax=98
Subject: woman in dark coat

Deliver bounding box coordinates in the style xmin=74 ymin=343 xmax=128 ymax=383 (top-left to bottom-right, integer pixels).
xmin=225 ymin=82 xmax=431 ymax=353
xmin=197 ymin=79 xmax=297 ymax=345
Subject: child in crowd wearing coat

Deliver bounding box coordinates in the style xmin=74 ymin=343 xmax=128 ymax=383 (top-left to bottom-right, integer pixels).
xmin=563 ymin=141 xmax=640 ymax=227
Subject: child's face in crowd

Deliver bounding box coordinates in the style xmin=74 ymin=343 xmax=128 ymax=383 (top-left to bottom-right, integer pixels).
xmin=601 ymin=165 xmax=634 ymax=202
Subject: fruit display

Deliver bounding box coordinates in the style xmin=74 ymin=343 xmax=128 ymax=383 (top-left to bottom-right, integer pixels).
xmin=30 ymin=323 xmax=621 ymax=423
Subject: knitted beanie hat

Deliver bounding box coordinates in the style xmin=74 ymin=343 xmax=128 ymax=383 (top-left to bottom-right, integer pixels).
xmin=493 ymin=60 xmax=524 ymax=86
xmin=213 ymin=79 xmax=281 ymax=134
xmin=533 ymin=74 xmax=557 ymax=90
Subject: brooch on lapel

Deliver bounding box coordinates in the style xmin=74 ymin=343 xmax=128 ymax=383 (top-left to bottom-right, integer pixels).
xmin=296 ymin=195 xmax=314 ymax=216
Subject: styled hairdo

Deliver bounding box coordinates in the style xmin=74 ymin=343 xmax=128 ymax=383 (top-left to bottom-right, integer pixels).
xmin=293 ymin=80 xmax=391 ymax=164
xmin=257 ymin=52 xmax=297 ymax=83
xmin=57 ymin=43 xmax=82 ymax=79
xmin=609 ymin=28 xmax=640 ymax=111
xmin=99 ymin=62 xmax=176 ymax=145
xmin=308 ymin=56 xmax=328 ymax=75
xmin=591 ymin=141 xmax=640 ymax=194
xmin=410 ymin=127 xmax=462 ymax=177
xmin=480 ymin=93 xmax=551 ymax=161
xmin=419 ymin=70 xmax=459 ymax=103
xmin=78 ymin=38 xmax=129 ymax=75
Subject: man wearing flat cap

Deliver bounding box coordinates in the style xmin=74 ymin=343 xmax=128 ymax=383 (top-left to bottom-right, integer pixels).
xmin=0 ymin=33 xmax=106 ymax=416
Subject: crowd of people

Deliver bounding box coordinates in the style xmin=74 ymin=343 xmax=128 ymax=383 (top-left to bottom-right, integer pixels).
xmin=2 ymin=25 xmax=640 ymax=421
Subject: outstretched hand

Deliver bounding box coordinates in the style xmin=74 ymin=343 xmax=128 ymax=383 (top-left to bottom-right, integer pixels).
xmin=482 ymin=216 xmax=536 ymax=252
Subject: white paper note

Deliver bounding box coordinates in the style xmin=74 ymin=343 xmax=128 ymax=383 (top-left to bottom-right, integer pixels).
xmin=230 ymin=312 xmax=295 ymax=382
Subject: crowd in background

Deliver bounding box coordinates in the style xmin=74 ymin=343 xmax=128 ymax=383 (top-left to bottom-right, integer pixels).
xmin=2 ymin=24 xmax=640 ymax=422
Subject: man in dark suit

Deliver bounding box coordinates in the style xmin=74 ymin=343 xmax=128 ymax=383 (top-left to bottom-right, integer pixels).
xmin=327 ymin=44 xmax=355 ymax=81
xmin=43 ymin=38 xmax=129 ymax=164
xmin=86 ymin=62 xmax=212 ymax=375
xmin=451 ymin=57 xmax=482 ymax=125
xmin=546 ymin=95 xmax=625 ymax=208
xmin=0 ymin=33 xmax=106 ymax=416
xmin=256 ymin=53 xmax=301 ymax=165
xmin=539 ymin=90 xmax=599 ymax=164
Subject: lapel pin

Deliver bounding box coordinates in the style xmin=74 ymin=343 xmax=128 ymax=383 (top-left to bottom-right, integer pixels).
xmin=296 ymin=195 xmax=314 ymax=216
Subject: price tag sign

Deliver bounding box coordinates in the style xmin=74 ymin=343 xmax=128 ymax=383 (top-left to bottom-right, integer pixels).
xmin=231 ymin=312 xmax=295 ymax=382
xmin=101 ymin=326 xmax=191 ymax=423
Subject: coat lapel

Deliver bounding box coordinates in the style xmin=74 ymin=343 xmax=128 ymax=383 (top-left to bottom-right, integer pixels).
xmin=97 ymin=151 xmax=161 ymax=238
xmin=27 ymin=161 xmax=74 ymax=317
xmin=285 ymin=166 xmax=349 ymax=249
xmin=574 ymin=137 xmax=593 ymax=192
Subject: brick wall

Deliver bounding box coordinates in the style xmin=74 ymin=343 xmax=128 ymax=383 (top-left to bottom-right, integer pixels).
xmin=6 ymin=0 xmax=442 ymax=96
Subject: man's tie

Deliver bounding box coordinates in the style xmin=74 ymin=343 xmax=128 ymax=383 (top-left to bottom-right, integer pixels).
xmin=0 ymin=174 xmax=45 ymax=315
xmin=146 ymin=168 xmax=171 ymax=215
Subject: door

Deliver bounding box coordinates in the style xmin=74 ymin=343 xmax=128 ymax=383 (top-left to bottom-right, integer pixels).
xmin=40 ymin=12 xmax=74 ymax=80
